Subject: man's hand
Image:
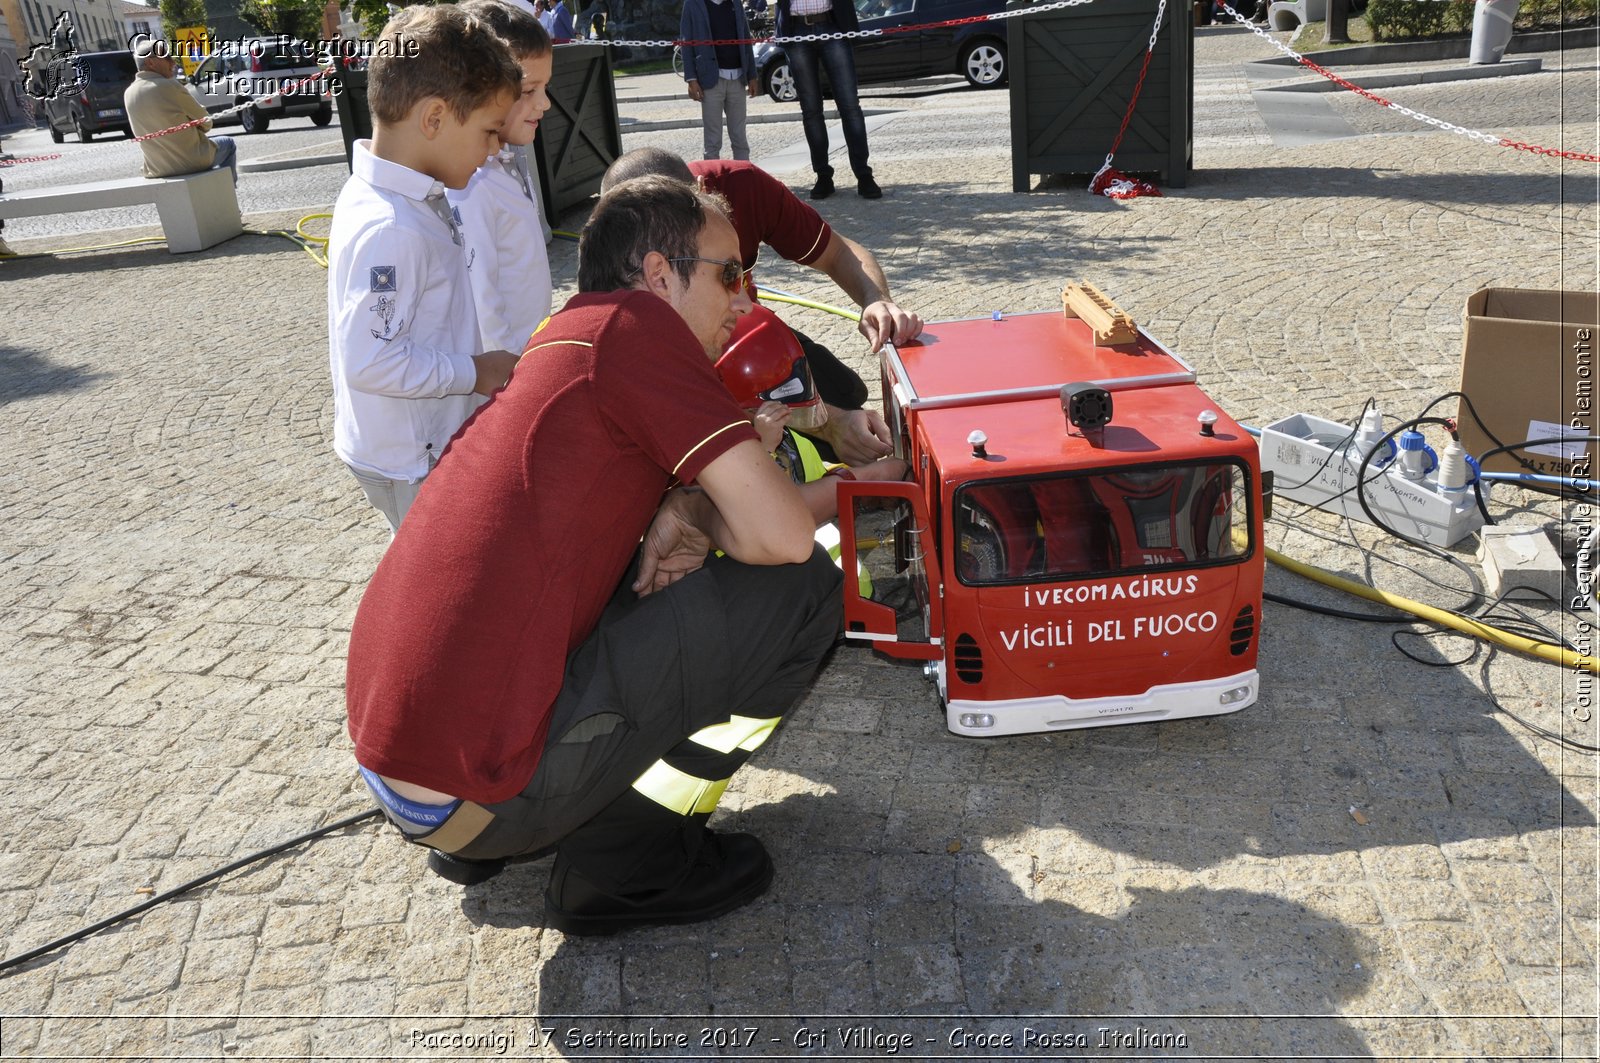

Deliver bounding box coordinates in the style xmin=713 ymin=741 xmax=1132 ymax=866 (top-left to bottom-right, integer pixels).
xmin=687 ymin=81 xmax=704 ymax=102
xmin=747 ymin=78 xmax=761 ymax=98
xmin=858 ymin=299 xmax=924 ymax=354
xmin=634 ymin=488 xmax=714 ymax=596
xmin=471 ymin=350 xmax=520 ymax=395
xmin=808 ymin=406 xmax=893 ymax=465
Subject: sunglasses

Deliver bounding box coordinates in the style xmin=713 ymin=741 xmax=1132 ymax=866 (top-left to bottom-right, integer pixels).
xmin=666 ymin=257 xmax=752 ymax=294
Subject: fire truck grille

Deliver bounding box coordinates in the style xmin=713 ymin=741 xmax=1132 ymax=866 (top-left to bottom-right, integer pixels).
xmin=1229 ymin=605 xmax=1255 ymax=656
xmin=953 ymin=634 xmax=983 ymax=685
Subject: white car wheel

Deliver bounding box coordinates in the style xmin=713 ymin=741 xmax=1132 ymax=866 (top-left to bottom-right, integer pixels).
xmin=765 ymin=61 xmax=797 ymax=103
xmin=961 ymin=41 xmax=1006 ymax=89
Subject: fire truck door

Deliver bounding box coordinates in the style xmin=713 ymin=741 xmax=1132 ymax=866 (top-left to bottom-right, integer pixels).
xmin=837 ymin=480 xmax=943 ymax=661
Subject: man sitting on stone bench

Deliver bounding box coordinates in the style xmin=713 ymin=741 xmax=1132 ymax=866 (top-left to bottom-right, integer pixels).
xmin=125 ymin=37 xmax=237 ymax=185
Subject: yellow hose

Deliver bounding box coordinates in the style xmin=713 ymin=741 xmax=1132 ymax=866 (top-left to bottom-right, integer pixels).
xmin=1269 ymin=544 xmax=1598 ymax=674
xmin=297 ymin=212 xmax=331 ymax=244
xmin=757 ymin=290 xmax=861 ymax=322
xmin=0 ymin=236 xmax=166 ymax=259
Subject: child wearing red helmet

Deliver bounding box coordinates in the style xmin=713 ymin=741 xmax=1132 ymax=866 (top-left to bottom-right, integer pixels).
xmin=716 ymin=306 xmax=907 ymax=526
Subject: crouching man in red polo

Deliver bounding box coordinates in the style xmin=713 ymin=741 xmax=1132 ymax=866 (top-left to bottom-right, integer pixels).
xmin=345 ymin=175 xmax=842 ymax=935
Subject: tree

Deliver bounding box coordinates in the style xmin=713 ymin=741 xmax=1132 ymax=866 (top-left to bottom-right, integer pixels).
xmin=345 ymin=0 xmax=434 ymax=38
xmin=238 ymin=0 xmax=328 ymax=38
xmin=157 ymin=0 xmax=208 ymax=30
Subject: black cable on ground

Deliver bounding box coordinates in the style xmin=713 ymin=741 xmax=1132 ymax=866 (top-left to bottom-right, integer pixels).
xmin=0 ymin=808 xmax=382 ymax=975
xmin=1478 ymin=644 xmax=1600 ymax=754
xmin=1263 ymin=589 xmax=1409 ymax=622
xmin=1390 ymin=626 xmax=1481 ymax=668
xmin=1475 ymin=435 xmax=1600 ymax=485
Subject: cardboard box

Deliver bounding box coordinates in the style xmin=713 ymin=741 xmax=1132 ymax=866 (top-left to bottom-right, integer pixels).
xmin=1457 ymin=287 xmax=1600 ymax=486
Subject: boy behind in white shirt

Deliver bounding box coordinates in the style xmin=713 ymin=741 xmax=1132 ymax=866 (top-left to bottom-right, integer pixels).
xmin=450 ymin=1 xmax=555 ymax=356
xmin=327 ymin=5 xmax=523 ymax=535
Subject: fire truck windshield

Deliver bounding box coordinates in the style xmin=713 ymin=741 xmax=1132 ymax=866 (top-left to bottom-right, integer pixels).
xmin=954 ymin=460 xmax=1253 ymax=585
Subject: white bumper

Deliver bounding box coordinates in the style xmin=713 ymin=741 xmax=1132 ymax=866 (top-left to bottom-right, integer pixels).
xmin=945 ymin=670 xmax=1259 ymax=738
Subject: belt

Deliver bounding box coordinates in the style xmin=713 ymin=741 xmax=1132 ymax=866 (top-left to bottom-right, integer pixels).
xmin=797 ymin=11 xmax=834 ymax=24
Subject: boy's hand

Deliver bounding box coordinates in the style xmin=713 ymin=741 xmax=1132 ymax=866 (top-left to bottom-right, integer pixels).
xmin=752 ymin=401 xmax=790 ymax=452
xmin=849 ymin=456 xmax=909 ymax=482
xmin=472 ymin=350 xmax=520 ymax=395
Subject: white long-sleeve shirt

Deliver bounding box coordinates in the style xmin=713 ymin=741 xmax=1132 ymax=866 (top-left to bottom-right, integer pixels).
xmin=448 ymin=151 xmax=552 ymax=356
xmin=328 ymin=141 xmax=484 ymax=482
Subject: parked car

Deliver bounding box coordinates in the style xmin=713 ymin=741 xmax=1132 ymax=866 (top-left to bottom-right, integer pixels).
xmin=757 ymin=0 xmax=1008 ymax=102
xmin=182 ymin=37 xmax=333 ymax=134
xmin=44 ymin=50 xmax=137 ymax=143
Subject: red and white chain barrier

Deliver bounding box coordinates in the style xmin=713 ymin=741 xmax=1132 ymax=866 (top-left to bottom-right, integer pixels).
xmin=1215 ymin=0 xmax=1600 ymax=162
xmin=564 ymin=0 xmax=1098 ymax=49
xmin=1088 ymin=0 xmax=1169 ymax=198
xmin=14 ymin=0 xmax=1591 ymax=168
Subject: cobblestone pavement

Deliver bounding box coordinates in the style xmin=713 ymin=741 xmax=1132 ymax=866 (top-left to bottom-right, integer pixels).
xmin=1 ymin=24 xmax=1597 ymax=1062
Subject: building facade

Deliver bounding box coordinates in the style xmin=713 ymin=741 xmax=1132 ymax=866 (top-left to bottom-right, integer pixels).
xmin=0 ymin=2 xmax=21 ymax=129
xmin=118 ymin=0 xmax=160 ymax=43
xmin=9 ymin=0 xmax=126 ymax=52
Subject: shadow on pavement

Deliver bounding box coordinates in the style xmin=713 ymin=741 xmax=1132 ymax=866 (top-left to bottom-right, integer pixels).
xmin=0 ymin=343 xmax=108 ymax=405
xmin=0 ymin=230 xmax=312 ymax=271
xmin=492 ymin=610 xmax=1586 ymax=1056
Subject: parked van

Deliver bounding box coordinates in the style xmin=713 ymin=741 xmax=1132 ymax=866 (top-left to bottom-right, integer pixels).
xmin=183 ymin=37 xmax=332 ymax=134
xmin=45 ymin=50 xmax=137 ymax=143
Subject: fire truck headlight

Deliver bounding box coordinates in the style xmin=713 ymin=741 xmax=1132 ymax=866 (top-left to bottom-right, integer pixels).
xmin=1220 ymin=685 xmax=1253 ymax=706
xmin=958 ymin=712 xmax=995 ymax=729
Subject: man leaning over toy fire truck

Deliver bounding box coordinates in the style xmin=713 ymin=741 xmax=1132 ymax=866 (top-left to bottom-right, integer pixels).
xmin=345 ymin=175 xmax=843 ymax=935
xmin=602 ymin=148 xmax=924 ymax=466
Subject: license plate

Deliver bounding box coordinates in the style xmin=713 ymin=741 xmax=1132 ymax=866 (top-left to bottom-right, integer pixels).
xmin=97 ymin=108 xmax=123 ymax=118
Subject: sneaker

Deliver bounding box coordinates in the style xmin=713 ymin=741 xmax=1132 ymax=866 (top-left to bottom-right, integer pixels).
xmin=427 ymin=849 xmax=506 ymax=886
xmin=857 ymin=175 xmax=882 ymax=199
xmin=809 ymin=173 xmax=835 ymax=200
xmin=544 ymin=830 xmax=774 ymax=936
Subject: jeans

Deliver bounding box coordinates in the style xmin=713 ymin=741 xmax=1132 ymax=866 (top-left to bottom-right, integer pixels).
xmin=347 ymin=462 xmax=428 ymax=538
xmin=208 ymin=135 xmax=237 ymax=185
xmin=784 ymin=33 xmax=871 ymax=180
xmin=699 ymin=76 xmax=750 ymax=160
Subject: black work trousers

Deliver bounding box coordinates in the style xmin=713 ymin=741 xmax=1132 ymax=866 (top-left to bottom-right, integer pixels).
xmin=437 ymin=546 xmax=842 ymax=890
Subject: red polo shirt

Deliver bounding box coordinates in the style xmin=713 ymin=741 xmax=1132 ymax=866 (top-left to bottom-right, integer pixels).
xmin=690 ymin=160 xmax=834 ymax=287
xmin=346 ymin=290 xmax=759 ymax=803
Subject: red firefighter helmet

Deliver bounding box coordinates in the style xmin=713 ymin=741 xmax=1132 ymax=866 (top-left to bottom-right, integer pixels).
xmin=714 ymin=305 xmax=827 ymax=431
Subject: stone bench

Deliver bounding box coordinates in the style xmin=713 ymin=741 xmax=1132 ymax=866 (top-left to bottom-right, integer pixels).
xmin=1268 ymin=0 xmax=1325 ymax=31
xmin=0 ymin=166 xmax=242 ymax=253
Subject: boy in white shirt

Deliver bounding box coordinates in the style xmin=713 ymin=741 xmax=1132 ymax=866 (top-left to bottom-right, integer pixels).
xmin=327 ymin=5 xmax=523 ymax=535
xmin=449 ymin=1 xmax=556 ymax=356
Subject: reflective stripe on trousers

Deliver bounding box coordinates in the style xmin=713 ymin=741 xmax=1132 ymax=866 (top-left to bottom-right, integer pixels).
xmin=629 ymin=714 xmax=781 ymax=816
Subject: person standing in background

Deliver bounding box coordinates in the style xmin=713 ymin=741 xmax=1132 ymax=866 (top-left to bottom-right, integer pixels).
xmin=772 ymin=0 xmax=878 ymax=199
xmin=680 ymin=0 xmax=760 ymax=161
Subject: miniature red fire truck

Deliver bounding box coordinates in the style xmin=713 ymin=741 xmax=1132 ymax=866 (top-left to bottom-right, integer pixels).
xmin=837 ymin=284 xmax=1266 ymax=737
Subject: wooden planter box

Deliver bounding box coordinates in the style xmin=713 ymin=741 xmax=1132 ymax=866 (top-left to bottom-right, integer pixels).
xmin=334 ymin=47 xmax=622 ymax=222
xmin=532 ymin=44 xmax=623 ymax=218
xmin=1008 ymin=0 xmax=1193 ymax=191
xmin=331 ymin=66 xmax=371 ymax=169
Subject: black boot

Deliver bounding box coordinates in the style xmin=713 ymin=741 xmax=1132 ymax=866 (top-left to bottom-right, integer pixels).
xmin=544 ymin=830 xmax=773 ymax=936
xmin=426 ymin=849 xmax=506 ymax=886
